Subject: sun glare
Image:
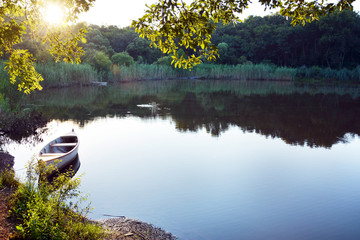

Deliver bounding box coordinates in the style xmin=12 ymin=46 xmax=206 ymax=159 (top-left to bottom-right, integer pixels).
xmin=43 ymin=3 xmax=65 ymax=25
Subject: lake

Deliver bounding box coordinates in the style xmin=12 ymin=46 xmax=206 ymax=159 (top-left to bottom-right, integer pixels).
xmin=5 ymin=80 xmax=360 ymax=240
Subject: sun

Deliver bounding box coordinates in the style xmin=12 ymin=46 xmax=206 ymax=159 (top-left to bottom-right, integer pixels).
xmin=43 ymin=3 xmax=65 ymax=25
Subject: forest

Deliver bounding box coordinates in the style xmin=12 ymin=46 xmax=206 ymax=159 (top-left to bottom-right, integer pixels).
xmin=79 ymin=9 xmax=360 ymax=70
xmin=2 ymin=10 xmax=360 ymax=86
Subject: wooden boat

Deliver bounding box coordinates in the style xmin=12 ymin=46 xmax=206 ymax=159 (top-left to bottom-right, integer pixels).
xmin=38 ymin=130 xmax=79 ymax=170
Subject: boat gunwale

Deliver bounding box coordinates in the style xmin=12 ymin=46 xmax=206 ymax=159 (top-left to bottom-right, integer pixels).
xmin=38 ymin=132 xmax=80 ymax=165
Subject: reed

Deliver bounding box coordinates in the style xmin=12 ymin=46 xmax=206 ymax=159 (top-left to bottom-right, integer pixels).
xmin=110 ymin=64 xmax=185 ymax=81
xmin=191 ymin=64 xmax=297 ymax=81
xmin=108 ymin=63 xmax=298 ymax=81
xmin=36 ymin=62 xmax=101 ymax=87
xmin=3 ymin=60 xmax=360 ymax=91
xmin=193 ymin=64 xmax=360 ymax=82
xmin=295 ymin=65 xmax=360 ymax=82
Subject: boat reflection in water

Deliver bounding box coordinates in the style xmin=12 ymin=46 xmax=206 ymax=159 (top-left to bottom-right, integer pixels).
xmin=45 ymin=154 xmax=81 ymax=183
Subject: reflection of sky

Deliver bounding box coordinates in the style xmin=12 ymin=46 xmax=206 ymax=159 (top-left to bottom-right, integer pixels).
xmin=7 ymin=116 xmax=360 ymax=240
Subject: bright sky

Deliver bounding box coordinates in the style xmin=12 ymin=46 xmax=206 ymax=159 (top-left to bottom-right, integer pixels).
xmin=78 ymin=0 xmax=360 ymax=27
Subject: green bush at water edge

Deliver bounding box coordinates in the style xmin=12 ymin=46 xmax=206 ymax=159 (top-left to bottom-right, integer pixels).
xmin=0 ymin=160 xmax=106 ymax=240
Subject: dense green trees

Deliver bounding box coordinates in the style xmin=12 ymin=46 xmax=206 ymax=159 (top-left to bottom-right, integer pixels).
xmin=3 ymin=10 xmax=358 ymax=80
xmin=2 ymin=5 xmax=359 ymax=94
xmin=132 ymin=0 xmax=357 ymax=69
xmin=80 ymin=10 xmax=360 ymax=70
xmin=1 ymin=0 xmax=358 ymax=95
xmin=211 ymin=10 xmax=360 ymax=69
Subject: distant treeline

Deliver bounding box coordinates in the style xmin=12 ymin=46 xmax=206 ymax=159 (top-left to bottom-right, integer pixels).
xmin=77 ymin=10 xmax=360 ymax=70
xmin=1 ymin=10 xmax=359 ymax=86
xmin=212 ymin=10 xmax=360 ymax=69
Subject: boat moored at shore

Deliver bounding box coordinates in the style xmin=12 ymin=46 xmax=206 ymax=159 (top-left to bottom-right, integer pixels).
xmin=38 ymin=130 xmax=79 ymax=170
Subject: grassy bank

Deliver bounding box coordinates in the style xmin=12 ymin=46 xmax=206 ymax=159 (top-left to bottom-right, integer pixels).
xmin=0 ymin=163 xmax=106 ymax=239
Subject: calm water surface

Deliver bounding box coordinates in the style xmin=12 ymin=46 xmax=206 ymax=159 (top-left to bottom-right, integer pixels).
xmin=5 ymin=80 xmax=360 ymax=240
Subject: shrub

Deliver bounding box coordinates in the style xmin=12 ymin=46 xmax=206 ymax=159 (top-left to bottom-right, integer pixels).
xmin=95 ymin=51 xmax=112 ymax=72
xmin=308 ymin=66 xmax=322 ymax=79
xmin=111 ymin=52 xmax=135 ymax=66
xmin=156 ymin=56 xmax=173 ymax=66
xmin=0 ymin=168 xmax=19 ymax=189
xmin=9 ymin=160 xmax=106 ymax=240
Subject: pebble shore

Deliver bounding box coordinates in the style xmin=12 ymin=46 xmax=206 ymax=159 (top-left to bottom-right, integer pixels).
xmin=96 ymin=217 xmax=177 ymax=240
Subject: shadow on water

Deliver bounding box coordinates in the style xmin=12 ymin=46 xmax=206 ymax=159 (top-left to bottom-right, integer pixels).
xmin=26 ymin=80 xmax=360 ymax=148
xmin=45 ymin=155 xmax=81 ymax=183
xmin=0 ymin=111 xmax=48 ymax=151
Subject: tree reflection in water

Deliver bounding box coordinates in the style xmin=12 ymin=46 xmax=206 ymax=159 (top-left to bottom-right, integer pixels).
xmin=0 ymin=111 xmax=48 ymax=150
xmin=28 ymin=80 xmax=360 ymax=148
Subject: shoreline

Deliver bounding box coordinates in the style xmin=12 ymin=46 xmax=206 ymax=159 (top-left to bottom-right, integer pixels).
xmin=0 ymin=153 xmax=176 ymax=240
xmin=95 ymin=217 xmax=177 ymax=240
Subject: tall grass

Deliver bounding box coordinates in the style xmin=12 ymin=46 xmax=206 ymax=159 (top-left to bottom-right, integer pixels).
xmin=36 ymin=62 xmax=101 ymax=87
xmin=109 ymin=63 xmax=297 ymax=82
xmin=295 ymin=65 xmax=360 ymax=82
xmin=0 ymin=61 xmax=27 ymax=111
xmin=110 ymin=63 xmax=360 ymax=83
xmin=110 ymin=64 xmax=186 ymax=81
xmin=9 ymin=159 xmax=106 ymax=239
xmin=193 ymin=64 xmax=296 ymax=81
xmin=3 ymin=60 xmax=360 ymax=91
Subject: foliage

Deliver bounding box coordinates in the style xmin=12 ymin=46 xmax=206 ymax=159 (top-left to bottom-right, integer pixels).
xmin=211 ymin=11 xmax=360 ymax=69
xmin=125 ymin=37 xmax=161 ymax=64
xmin=132 ymin=0 xmax=356 ymax=70
xmin=4 ymin=50 xmax=44 ymax=94
xmin=0 ymin=62 xmax=24 ymax=110
xmin=82 ymin=26 xmax=115 ymax=56
xmin=111 ymin=52 xmax=135 ymax=66
xmin=9 ymin=159 xmax=106 ymax=240
xmin=0 ymin=168 xmax=19 ymax=189
xmin=101 ymin=26 xmax=138 ymax=53
xmin=94 ymin=51 xmax=112 ymax=73
xmin=0 ymin=0 xmax=95 ymax=93
xmin=79 ymin=10 xmax=360 ymax=71
xmin=156 ymin=56 xmax=174 ymax=66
